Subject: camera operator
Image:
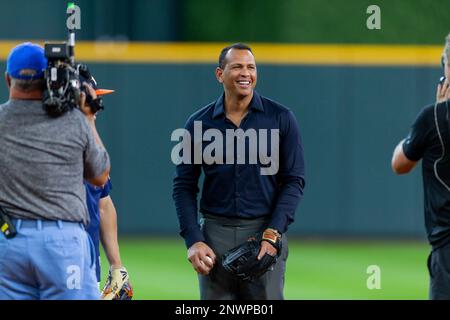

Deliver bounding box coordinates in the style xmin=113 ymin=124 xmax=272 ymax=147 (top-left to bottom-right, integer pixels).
xmin=391 ymin=33 xmax=450 ymax=299
xmin=0 ymin=42 xmax=110 ymax=300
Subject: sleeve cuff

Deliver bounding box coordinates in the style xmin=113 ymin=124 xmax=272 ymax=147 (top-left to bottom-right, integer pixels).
xmin=402 ymin=140 xmax=421 ymax=162
xmin=181 ymin=227 xmax=206 ymax=248
xmin=269 ymin=214 xmax=289 ymax=235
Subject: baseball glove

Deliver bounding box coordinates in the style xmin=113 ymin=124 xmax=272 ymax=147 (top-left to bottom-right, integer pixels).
xmin=222 ymin=228 xmax=282 ymax=281
xmin=101 ymin=266 xmax=133 ymax=300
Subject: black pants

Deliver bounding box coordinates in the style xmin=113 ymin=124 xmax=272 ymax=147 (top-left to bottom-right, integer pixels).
xmin=198 ymin=214 xmax=288 ymax=300
xmin=428 ymin=242 xmax=450 ymax=299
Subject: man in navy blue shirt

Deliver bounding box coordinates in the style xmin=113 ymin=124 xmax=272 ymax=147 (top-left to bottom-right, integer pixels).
xmin=173 ymin=43 xmax=305 ymax=299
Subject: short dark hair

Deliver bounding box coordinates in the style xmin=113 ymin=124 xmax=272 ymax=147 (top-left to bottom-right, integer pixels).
xmin=218 ymin=43 xmax=253 ymax=69
xmin=10 ymin=77 xmax=45 ymax=92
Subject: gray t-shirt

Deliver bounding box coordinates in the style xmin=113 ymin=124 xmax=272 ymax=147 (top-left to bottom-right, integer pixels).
xmin=0 ymin=99 xmax=110 ymax=225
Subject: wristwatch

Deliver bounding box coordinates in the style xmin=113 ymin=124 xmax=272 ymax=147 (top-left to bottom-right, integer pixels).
xmin=261 ymin=228 xmax=282 ymax=253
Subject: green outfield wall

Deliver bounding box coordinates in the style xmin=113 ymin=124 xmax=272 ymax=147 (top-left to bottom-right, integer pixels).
xmin=0 ymin=0 xmax=448 ymax=44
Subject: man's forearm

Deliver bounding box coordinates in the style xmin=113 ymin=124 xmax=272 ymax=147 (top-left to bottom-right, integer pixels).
xmin=100 ymin=196 xmax=122 ymax=268
xmin=173 ymin=163 xmax=204 ymax=248
xmin=269 ymin=176 xmax=304 ymax=233
xmin=392 ymin=139 xmax=405 ymax=166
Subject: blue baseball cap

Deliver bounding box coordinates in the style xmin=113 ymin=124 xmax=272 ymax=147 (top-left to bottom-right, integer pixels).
xmin=6 ymin=42 xmax=47 ymax=80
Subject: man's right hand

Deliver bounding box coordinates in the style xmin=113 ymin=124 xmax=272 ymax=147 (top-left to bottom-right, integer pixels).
xmin=187 ymin=242 xmax=216 ymax=275
xmin=79 ymin=83 xmax=97 ymax=121
xmin=436 ymin=77 xmax=450 ymax=103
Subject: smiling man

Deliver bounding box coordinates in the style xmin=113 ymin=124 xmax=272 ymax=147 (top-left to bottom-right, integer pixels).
xmin=172 ymin=43 xmax=305 ymax=299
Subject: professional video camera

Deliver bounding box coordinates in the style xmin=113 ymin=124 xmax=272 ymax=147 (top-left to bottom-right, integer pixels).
xmin=42 ymin=44 xmax=103 ymax=117
xmin=42 ymin=42 xmax=81 ymax=117
xmin=42 ymin=4 xmax=104 ymax=117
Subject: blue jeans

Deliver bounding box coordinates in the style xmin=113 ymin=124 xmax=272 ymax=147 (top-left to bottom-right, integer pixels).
xmin=0 ymin=219 xmax=99 ymax=300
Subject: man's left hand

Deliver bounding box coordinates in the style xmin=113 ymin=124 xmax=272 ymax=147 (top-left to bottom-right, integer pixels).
xmin=257 ymin=240 xmax=277 ymax=260
xmin=101 ymin=266 xmax=133 ymax=300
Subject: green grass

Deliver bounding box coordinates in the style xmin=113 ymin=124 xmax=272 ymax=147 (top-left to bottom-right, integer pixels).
xmin=100 ymin=238 xmax=430 ymax=300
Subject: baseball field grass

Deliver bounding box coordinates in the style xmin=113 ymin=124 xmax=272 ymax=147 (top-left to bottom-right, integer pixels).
xmin=99 ymin=237 xmax=430 ymax=300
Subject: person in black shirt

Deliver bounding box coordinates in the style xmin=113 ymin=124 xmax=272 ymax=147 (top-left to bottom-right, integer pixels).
xmin=392 ymin=33 xmax=450 ymax=299
xmin=172 ymin=43 xmax=305 ymax=299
